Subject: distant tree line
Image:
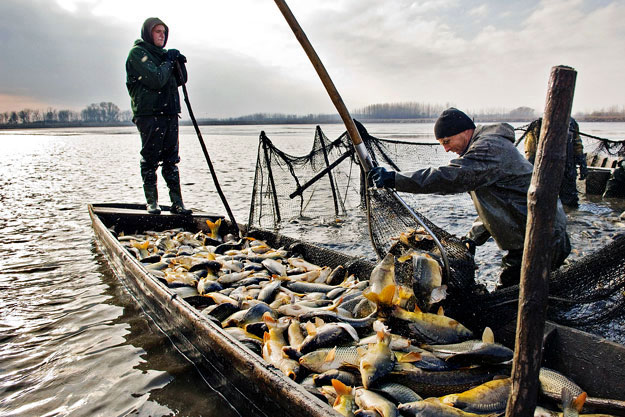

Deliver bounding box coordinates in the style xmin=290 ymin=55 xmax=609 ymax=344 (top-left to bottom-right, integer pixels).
xmin=353 ymin=102 xmax=450 ymax=119
xmin=574 ymin=105 xmax=625 ymax=122
xmin=195 ymin=112 xmax=341 ymax=125
xmin=2 ymin=101 xmax=624 ymax=128
xmin=0 ymin=102 xmax=133 ymax=127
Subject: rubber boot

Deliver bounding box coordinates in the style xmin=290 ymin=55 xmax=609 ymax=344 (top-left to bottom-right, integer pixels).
xmin=143 ymin=184 xmax=161 ymax=214
xmin=168 ymin=185 xmax=192 ymax=215
xmin=163 ymin=164 xmax=192 ymax=215
xmin=496 ymin=249 xmax=523 ymax=290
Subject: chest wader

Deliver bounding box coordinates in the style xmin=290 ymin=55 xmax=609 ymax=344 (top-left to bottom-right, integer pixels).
xmin=603 ymin=160 xmax=625 ymax=198
xmin=136 ymin=115 xmax=192 ymax=215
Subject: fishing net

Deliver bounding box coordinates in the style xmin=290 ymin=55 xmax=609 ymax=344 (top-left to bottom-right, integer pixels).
xmin=453 ymin=233 xmax=625 ymax=344
xmin=248 ymin=127 xmax=355 ymax=228
xmin=247 ymin=122 xmax=625 ymax=343
xmin=248 ymin=122 xmax=478 ymax=296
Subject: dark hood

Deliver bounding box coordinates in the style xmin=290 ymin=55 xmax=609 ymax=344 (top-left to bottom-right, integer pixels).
xmin=140 ymin=17 xmax=168 ymax=47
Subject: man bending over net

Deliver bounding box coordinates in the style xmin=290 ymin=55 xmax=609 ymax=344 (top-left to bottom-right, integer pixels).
xmin=370 ymin=107 xmax=571 ymax=289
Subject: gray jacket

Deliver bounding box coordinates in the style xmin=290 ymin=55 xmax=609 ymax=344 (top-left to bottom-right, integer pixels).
xmin=394 ymin=123 xmax=569 ymax=252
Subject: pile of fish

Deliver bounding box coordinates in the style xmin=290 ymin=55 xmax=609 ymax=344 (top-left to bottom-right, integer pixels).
xmin=117 ymin=221 xmax=620 ymax=417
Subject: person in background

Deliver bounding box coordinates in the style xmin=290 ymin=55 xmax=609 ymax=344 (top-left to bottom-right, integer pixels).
xmin=126 ymin=17 xmax=191 ymax=215
xmin=524 ymin=117 xmax=588 ymax=208
xmin=370 ymin=107 xmax=571 ymax=289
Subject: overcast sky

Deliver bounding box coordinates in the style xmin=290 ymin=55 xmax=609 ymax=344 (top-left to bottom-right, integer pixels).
xmin=0 ymin=0 xmax=623 ymax=118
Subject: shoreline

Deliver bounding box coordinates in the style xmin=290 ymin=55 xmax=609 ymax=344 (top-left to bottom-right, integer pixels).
xmin=2 ymin=117 xmax=625 ymax=130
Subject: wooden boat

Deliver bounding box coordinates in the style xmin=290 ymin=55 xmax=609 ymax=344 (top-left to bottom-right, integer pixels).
xmin=89 ymin=203 xmax=625 ymax=416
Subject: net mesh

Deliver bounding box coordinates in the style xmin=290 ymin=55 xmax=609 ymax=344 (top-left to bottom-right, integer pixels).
xmin=248 ymin=122 xmax=625 ymax=343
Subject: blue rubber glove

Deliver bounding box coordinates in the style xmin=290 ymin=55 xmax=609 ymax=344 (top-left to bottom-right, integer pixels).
xmin=369 ymin=166 xmax=395 ymax=189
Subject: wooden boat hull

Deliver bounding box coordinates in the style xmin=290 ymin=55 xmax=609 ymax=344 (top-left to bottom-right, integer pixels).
xmin=89 ymin=203 xmax=625 ymax=416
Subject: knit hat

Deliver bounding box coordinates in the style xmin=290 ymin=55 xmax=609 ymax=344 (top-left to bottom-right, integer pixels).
xmin=434 ymin=108 xmax=476 ymax=139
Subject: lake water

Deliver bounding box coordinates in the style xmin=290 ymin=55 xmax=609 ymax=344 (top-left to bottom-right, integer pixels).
xmin=0 ymin=122 xmax=624 ymax=416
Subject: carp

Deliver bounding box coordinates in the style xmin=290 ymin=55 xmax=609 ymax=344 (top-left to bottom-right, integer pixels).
xmin=359 ymin=321 xmax=395 ymax=389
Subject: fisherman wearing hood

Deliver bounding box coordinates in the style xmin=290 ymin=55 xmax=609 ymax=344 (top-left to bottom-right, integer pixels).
xmin=370 ymin=108 xmax=571 ymax=288
xmin=126 ymin=17 xmax=191 ymax=215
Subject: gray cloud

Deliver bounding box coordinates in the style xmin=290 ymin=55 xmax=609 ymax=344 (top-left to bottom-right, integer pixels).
xmin=1 ymin=0 xmax=133 ymax=109
xmin=1 ymin=0 xmax=623 ymax=116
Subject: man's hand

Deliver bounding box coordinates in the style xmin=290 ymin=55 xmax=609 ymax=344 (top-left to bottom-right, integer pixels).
xmin=166 ymin=49 xmax=181 ymax=62
xmin=460 ymin=236 xmax=477 ymax=256
xmin=576 ymin=154 xmax=588 ymax=180
xmin=369 ymin=166 xmax=395 ymax=189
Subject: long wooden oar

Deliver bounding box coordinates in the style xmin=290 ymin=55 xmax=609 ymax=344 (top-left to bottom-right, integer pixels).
xmin=273 ymin=0 xmax=372 ymax=170
xmin=273 ymin=0 xmax=450 ymax=276
xmin=176 ymin=62 xmax=241 ymax=238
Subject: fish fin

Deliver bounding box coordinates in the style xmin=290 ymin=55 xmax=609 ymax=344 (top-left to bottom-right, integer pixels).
xmin=437 ymin=306 xmax=445 ymax=316
xmin=397 ymin=285 xmax=413 ymax=301
xmin=328 ymin=297 xmax=343 ymax=312
xmin=356 ymin=347 xmax=367 ymax=357
xmin=397 ymin=352 xmax=422 ymax=363
xmin=372 ymin=320 xmax=386 ymax=333
xmin=305 ymin=321 xmax=317 ymax=336
xmin=263 ymin=332 xmax=270 ymax=344
xmin=362 ymin=288 xmax=379 ymax=304
xmin=314 ymin=317 xmax=325 ymax=328
xmin=379 ymin=284 xmax=396 ymax=305
xmin=561 ymin=387 xmax=573 ymax=411
xmin=482 ymin=327 xmax=495 ymax=343
xmin=205 ymin=219 xmax=217 ymax=237
xmin=324 ymin=347 xmax=336 ymax=362
xmin=573 ymin=392 xmax=587 ymax=412
xmin=413 ymin=305 xmax=422 ymax=313
xmin=424 ymin=397 xmax=442 ymax=403
xmin=263 ymin=312 xmax=277 ymax=326
xmin=397 ymin=252 xmax=414 ymax=263
xmin=209 ymin=219 xmax=222 ymax=238
xmin=331 ymin=379 xmax=351 ymax=397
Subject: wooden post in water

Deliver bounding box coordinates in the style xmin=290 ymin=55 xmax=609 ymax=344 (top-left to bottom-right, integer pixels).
xmin=505 ymin=65 xmax=577 ymax=417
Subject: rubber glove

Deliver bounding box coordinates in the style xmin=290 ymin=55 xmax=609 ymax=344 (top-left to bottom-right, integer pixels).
xmin=369 ymin=166 xmax=395 ymax=189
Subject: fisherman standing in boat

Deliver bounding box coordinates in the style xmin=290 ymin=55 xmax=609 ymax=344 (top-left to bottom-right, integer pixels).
xmin=126 ymin=17 xmax=192 ymax=215
xmin=370 ymin=107 xmax=571 ymax=289
xmin=524 ymin=117 xmax=588 ymax=208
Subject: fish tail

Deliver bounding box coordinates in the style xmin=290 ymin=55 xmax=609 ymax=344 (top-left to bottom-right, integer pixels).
xmin=331 ymin=379 xmax=352 ymax=397
xmin=379 ymin=284 xmax=396 ymax=306
xmin=572 ymin=392 xmax=586 ymax=412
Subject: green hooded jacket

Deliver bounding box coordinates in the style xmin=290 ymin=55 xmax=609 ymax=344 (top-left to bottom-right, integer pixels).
xmin=125 ymin=17 xmax=183 ymax=117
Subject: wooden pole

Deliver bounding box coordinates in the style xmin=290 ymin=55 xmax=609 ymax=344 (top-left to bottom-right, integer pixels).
xmin=505 ymin=65 xmax=577 ymax=417
xmin=273 ymin=0 xmax=373 ymax=170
